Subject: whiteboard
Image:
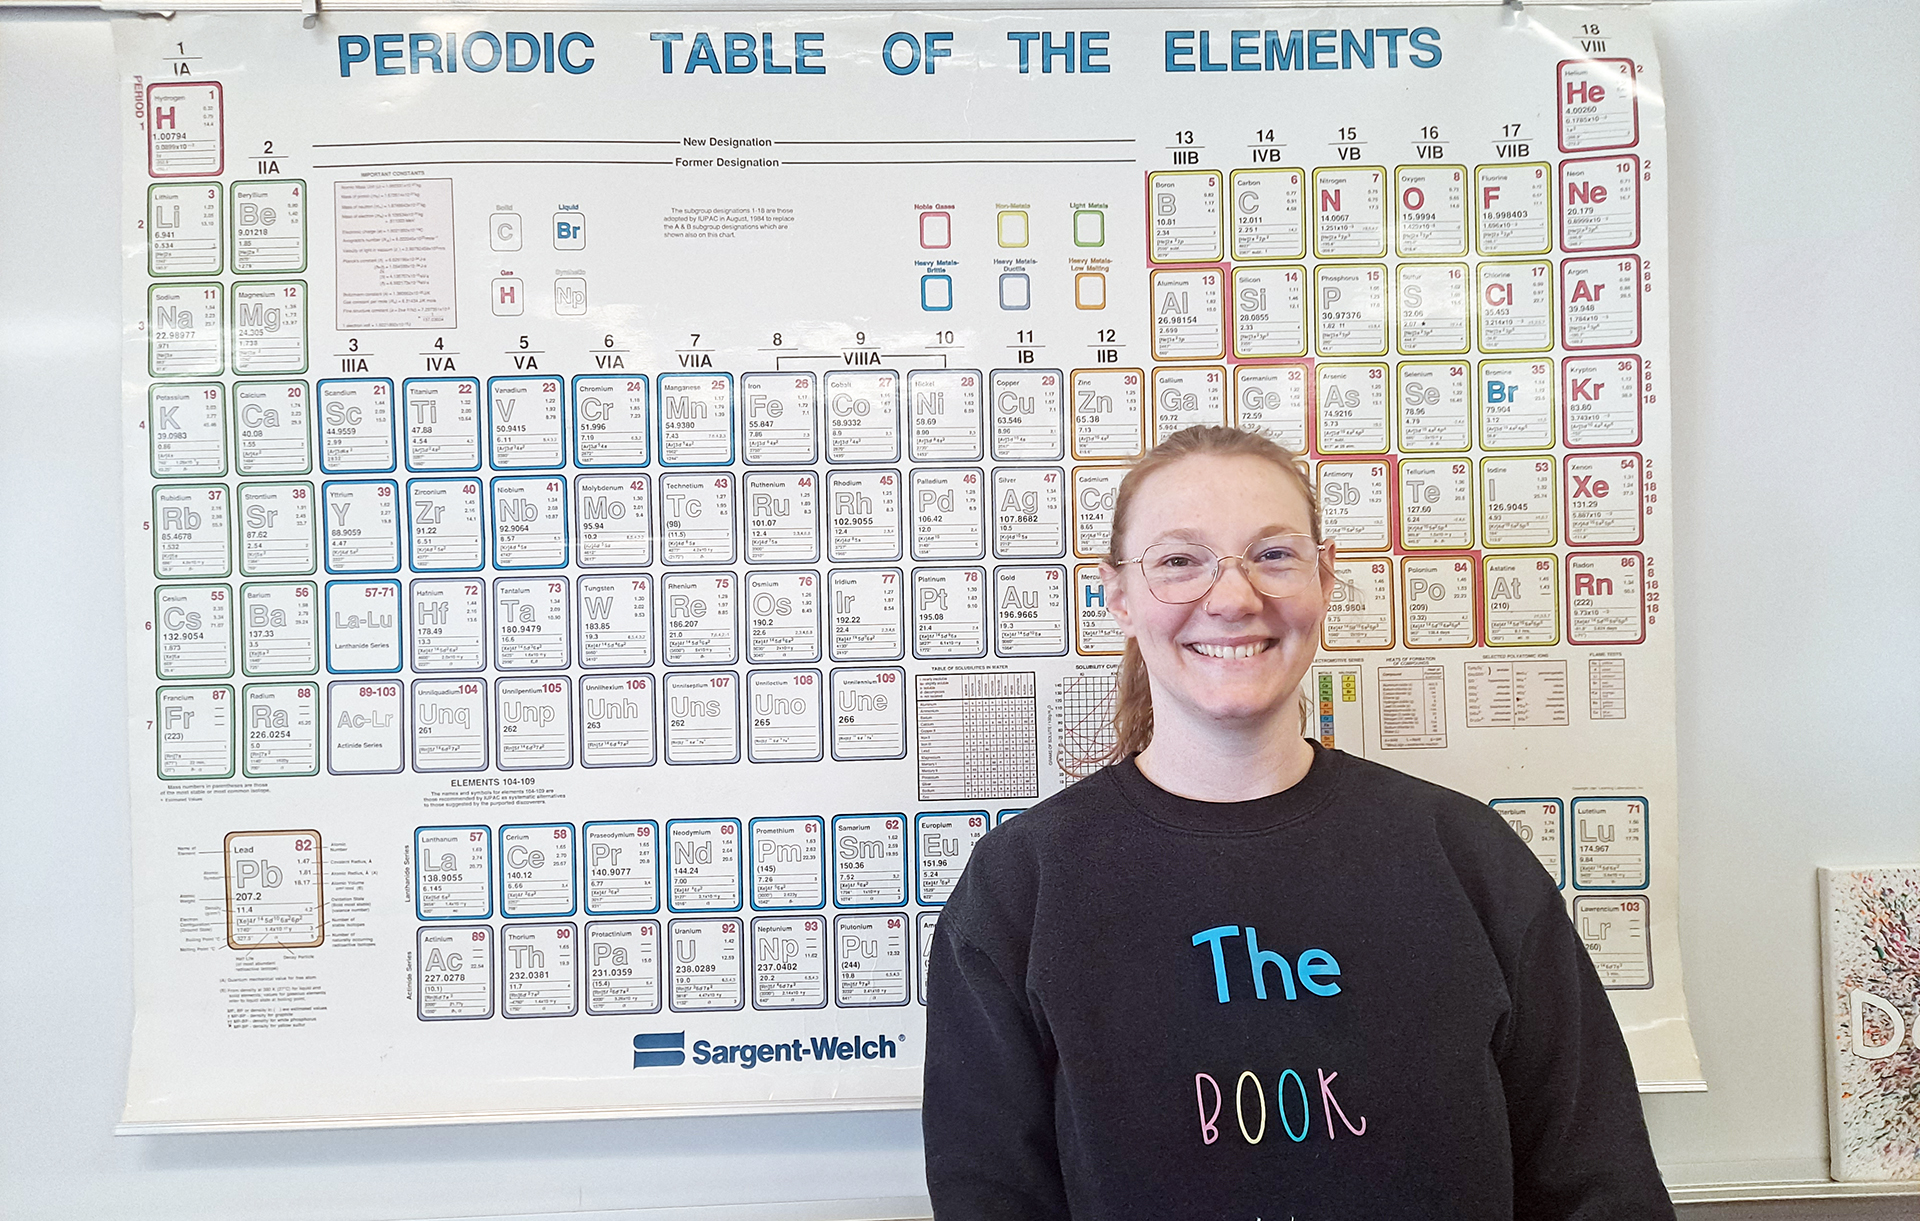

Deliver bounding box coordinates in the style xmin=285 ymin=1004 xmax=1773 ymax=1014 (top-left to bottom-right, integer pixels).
xmin=1 ymin=0 xmax=1917 ymax=1215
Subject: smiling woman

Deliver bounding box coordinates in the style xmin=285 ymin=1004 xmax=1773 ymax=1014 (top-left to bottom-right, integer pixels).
xmin=1096 ymin=425 xmax=1332 ymax=800
xmin=922 ymin=425 xmax=1675 ymax=1221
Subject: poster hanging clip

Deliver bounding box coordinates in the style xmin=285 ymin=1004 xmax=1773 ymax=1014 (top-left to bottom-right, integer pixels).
xmin=301 ymin=0 xmax=319 ymax=31
xmin=1503 ymin=0 xmax=1527 ymax=29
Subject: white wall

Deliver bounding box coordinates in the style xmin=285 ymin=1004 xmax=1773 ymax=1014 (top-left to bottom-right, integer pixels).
xmin=2 ymin=3 xmax=1916 ymax=1217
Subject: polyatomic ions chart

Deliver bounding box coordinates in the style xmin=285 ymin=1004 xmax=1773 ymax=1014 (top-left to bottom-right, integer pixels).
xmin=119 ymin=8 xmax=1695 ymax=1131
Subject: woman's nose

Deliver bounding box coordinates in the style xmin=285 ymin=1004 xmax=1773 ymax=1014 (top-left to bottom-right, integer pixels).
xmin=1203 ymin=556 xmax=1265 ymax=613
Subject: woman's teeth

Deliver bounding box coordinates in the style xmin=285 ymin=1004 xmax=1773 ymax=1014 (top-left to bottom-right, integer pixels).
xmin=1187 ymin=641 xmax=1272 ymax=659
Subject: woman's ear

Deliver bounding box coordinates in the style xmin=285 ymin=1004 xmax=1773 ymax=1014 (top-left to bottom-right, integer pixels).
xmin=1098 ymin=562 xmax=1136 ymax=638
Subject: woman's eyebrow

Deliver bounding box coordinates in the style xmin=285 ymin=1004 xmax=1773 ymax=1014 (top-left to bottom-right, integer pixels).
xmin=1145 ymin=524 xmax=1305 ymax=545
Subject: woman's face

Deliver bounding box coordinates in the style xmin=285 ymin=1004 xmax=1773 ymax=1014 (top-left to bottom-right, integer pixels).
xmin=1102 ymin=453 xmax=1333 ymax=739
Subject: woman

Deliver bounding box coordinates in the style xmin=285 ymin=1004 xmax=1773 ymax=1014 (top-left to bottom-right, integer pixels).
xmin=923 ymin=426 xmax=1672 ymax=1220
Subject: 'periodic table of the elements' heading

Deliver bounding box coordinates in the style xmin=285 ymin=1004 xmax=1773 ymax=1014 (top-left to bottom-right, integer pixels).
xmin=119 ymin=8 xmax=1701 ymax=1131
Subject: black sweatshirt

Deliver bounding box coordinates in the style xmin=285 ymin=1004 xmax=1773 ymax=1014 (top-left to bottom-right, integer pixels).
xmin=923 ymin=746 xmax=1674 ymax=1220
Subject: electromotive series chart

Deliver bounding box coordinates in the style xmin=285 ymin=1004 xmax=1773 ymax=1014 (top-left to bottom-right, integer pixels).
xmin=119 ymin=7 xmax=1702 ymax=1132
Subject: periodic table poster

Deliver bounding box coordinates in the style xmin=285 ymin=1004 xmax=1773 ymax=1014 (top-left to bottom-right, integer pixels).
xmin=117 ymin=6 xmax=1702 ymax=1131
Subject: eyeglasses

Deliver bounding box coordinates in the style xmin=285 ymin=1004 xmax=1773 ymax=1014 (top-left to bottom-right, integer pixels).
xmin=1115 ymin=534 xmax=1332 ymax=604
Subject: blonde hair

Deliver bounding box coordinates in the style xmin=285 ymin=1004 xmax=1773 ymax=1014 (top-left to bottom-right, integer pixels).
xmin=1092 ymin=426 xmax=1321 ymax=767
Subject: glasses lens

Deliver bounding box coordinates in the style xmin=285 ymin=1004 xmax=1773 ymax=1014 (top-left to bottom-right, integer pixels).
xmin=1140 ymin=542 xmax=1216 ymax=603
xmin=1246 ymin=535 xmax=1320 ymax=596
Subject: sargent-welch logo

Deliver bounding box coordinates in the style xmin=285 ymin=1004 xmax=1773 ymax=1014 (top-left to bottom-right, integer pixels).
xmin=633 ymin=1031 xmax=901 ymax=1069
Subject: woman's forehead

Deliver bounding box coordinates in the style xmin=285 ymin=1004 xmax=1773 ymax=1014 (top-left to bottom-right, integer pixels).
xmin=1116 ymin=453 xmax=1313 ymax=553
xmin=1131 ymin=454 xmax=1311 ymax=521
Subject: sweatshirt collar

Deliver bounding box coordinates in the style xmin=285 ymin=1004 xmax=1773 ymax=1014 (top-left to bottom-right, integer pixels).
xmin=1107 ymin=741 xmax=1345 ymax=834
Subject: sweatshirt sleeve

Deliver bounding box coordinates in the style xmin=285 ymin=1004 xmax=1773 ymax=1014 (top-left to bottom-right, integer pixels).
xmin=922 ymin=917 xmax=1070 ymax=1221
xmin=1497 ymin=901 xmax=1677 ymax=1221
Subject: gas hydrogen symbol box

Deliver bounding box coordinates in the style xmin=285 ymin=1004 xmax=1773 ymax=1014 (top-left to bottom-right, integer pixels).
xmin=999 ymin=273 xmax=1031 ymax=311
xmin=553 ymin=212 xmax=586 ymax=250
xmin=997 ymin=210 xmax=1029 ymax=248
xmin=921 ymin=273 xmax=953 ymax=312
xmin=919 ymin=211 xmax=951 ymax=249
xmin=490 ymin=212 xmax=522 ymax=252
xmin=492 ymin=277 xmax=524 ymax=317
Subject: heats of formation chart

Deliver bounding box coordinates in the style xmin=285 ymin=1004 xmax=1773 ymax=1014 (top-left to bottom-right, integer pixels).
xmin=118 ymin=7 xmax=1702 ymax=1130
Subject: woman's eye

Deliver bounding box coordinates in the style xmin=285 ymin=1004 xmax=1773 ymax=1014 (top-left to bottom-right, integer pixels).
xmin=1256 ymin=546 xmax=1301 ymax=564
xmin=1152 ymin=552 xmax=1203 ymax=570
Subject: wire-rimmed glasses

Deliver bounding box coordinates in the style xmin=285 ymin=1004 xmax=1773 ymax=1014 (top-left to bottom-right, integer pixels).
xmin=1114 ymin=534 xmax=1331 ymax=604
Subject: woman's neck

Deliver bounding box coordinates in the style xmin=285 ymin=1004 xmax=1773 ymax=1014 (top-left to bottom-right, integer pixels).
xmin=1133 ymin=713 xmax=1316 ymax=802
